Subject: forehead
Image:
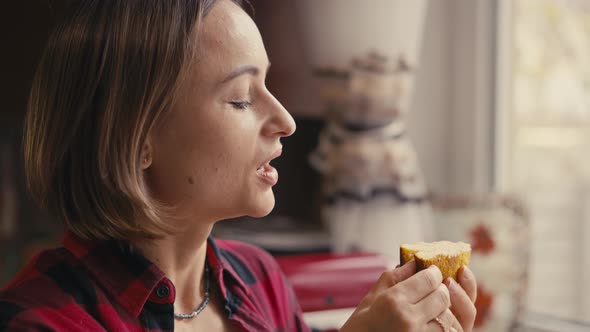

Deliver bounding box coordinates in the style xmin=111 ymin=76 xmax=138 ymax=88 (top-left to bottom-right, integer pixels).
xmin=194 ymin=0 xmax=267 ymax=79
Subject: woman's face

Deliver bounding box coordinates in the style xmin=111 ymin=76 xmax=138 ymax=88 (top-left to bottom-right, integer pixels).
xmin=146 ymin=0 xmax=295 ymax=224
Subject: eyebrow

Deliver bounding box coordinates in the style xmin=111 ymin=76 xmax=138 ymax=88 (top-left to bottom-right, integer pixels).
xmin=221 ymin=62 xmax=271 ymax=84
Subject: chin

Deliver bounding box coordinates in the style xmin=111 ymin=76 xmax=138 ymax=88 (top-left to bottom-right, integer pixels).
xmin=246 ymin=191 xmax=276 ymax=218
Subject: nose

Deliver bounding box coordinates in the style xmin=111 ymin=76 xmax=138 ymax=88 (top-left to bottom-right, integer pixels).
xmin=262 ymin=91 xmax=296 ymax=138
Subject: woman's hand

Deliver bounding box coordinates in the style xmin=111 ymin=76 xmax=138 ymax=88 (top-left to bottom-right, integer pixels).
xmin=443 ymin=266 xmax=478 ymax=332
xmin=340 ymin=260 xmax=462 ymax=332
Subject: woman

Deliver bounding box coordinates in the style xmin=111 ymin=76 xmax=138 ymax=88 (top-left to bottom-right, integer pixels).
xmin=0 ymin=0 xmax=477 ymax=331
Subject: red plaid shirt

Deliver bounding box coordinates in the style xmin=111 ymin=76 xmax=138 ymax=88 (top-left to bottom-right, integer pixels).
xmin=0 ymin=232 xmax=310 ymax=331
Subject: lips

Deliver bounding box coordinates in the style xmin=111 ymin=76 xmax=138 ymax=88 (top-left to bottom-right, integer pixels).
xmin=256 ymin=147 xmax=282 ymax=186
xmin=257 ymin=148 xmax=282 ymax=170
xmin=256 ymin=164 xmax=273 ymax=175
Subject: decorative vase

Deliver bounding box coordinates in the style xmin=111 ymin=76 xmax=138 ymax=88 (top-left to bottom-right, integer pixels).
xmin=295 ymin=1 xmax=433 ymax=261
xmin=294 ymin=0 xmax=429 ymax=71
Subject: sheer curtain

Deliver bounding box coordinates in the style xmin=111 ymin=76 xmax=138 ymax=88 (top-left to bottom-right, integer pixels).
xmin=501 ymin=0 xmax=590 ymax=322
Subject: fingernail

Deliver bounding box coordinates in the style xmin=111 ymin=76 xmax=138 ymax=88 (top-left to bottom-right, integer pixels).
xmin=444 ymin=278 xmax=451 ymax=288
xmin=445 ymin=278 xmax=456 ymax=292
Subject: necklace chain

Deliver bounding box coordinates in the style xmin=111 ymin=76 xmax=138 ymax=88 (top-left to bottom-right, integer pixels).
xmin=174 ymin=265 xmax=210 ymax=320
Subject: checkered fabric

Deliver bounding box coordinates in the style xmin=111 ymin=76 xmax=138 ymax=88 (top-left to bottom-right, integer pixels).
xmin=0 ymin=232 xmax=309 ymax=331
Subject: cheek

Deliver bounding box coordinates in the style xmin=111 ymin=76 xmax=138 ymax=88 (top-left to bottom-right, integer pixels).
xmin=151 ymin=106 xmax=260 ymax=205
xmin=183 ymin=124 xmax=253 ymax=191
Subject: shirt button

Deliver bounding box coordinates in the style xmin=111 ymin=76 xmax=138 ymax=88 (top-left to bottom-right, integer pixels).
xmin=156 ymin=285 xmax=170 ymax=298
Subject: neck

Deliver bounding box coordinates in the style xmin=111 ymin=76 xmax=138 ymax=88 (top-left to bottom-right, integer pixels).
xmin=132 ymin=222 xmax=213 ymax=314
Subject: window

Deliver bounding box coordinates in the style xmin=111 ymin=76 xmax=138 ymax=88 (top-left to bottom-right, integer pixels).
xmin=498 ymin=0 xmax=590 ymax=322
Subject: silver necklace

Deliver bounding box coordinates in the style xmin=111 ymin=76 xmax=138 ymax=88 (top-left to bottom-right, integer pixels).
xmin=174 ymin=265 xmax=210 ymax=320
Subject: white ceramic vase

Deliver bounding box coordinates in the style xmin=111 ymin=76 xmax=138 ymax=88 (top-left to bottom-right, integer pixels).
xmin=294 ymin=0 xmax=428 ymax=69
xmin=297 ymin=0 xmax=433 ymax=261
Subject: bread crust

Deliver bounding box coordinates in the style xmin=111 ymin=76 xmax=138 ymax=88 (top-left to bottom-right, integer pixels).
xmin=400 ymin=241 xmax=471 ymax=280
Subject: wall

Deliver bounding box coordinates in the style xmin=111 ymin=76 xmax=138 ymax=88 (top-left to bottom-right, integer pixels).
xmin=406 ymin=0 xmax=453 ymax=193
xmin=413 ymin=0 xmax=496 ymax=195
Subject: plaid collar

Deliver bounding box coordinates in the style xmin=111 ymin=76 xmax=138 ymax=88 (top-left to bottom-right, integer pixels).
xmin=61 ymin=231 xmax=250 ymax=317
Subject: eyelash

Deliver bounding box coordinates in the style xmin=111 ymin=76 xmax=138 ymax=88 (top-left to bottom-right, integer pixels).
xmin=229 ymin=101 xmax=252 ymax=111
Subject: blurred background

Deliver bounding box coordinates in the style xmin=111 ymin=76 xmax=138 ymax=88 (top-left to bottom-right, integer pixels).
xmin=1 ymin=1 xmax=589 ymax=331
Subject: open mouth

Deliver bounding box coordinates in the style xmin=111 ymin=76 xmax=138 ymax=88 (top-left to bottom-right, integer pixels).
xmin=255 ymin=148 xmax=282 ymax=186
xmin=256 ymin=157 xmax=279 ymax=186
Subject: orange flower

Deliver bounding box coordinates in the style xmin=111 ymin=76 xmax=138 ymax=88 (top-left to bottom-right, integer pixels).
xmin=474 ymin=285 xmax=494 ymax=327
xmin=470 ymin=224 xmax=495 ymax=255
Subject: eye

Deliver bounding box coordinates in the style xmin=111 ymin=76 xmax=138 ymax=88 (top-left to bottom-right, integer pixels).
xmin=229 ymin=101 xmax=252 ymax=111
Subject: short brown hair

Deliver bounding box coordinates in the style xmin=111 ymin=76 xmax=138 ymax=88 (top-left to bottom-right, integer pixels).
xmin=24 ymin=0 xmax=228 ymax=241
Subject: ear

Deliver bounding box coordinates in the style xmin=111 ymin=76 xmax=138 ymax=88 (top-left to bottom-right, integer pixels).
xmin=140 ymin=139 xmax=153 ymax=170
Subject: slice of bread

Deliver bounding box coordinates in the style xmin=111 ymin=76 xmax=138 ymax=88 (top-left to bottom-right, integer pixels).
xmin=400 ymin=241 xmax=471 ymax=280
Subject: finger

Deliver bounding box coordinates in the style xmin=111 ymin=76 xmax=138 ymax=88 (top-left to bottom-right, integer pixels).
xmin=396 ymin=265 xmax=443 ymax=303
xmin=457 ymin=266 xmax=477 ymax=303
xmin=389 ymin=259 xmax=417 ymax=286
xmin=445 ymin=278 xmax=476 ymax=332
xmin=449 ymin=308 xmax=464 ymax=332
xmin=371 ymin=259 xmax=417 ymax=294
xmin=413 ymin=283 xmax=451 ymax=323
xmin=427 ymin=309 xmax=462 ymax=332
